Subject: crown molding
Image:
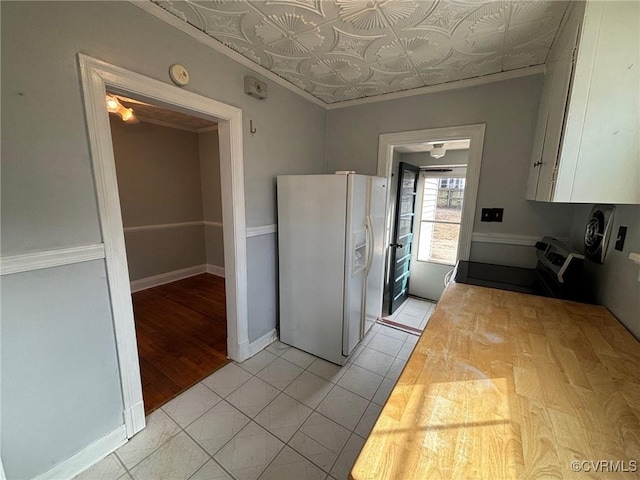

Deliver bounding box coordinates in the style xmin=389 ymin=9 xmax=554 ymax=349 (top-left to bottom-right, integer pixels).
xmin=130 ymin=1 xmax=327 ymax=109
xmin=326 ymin=65 xmax=546 ymax=110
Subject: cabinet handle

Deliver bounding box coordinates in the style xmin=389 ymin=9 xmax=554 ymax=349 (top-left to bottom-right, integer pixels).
xmin=533 ymin=161 xmax=543 ymax=167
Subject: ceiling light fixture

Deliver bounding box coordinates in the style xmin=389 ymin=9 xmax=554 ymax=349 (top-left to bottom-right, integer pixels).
xmin=105 ymin=94 xmax=139 ymax=123
xmin=105 ymin=95 xmax=119 ymax=112
xmin=430 ymin=143 xmax=446 ymax=159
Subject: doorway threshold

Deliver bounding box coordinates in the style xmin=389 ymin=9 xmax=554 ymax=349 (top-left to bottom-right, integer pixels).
xmin=379 ymin=296 xmax=436 ymax=334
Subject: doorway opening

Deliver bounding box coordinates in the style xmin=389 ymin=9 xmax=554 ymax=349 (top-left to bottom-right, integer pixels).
xmin=79 ymin=54 xmax=248 ymax=439
xmin=107 ymin=93 xmax=229 ymax=413
xmin=377 ymin=125 xmax=485 ymax=333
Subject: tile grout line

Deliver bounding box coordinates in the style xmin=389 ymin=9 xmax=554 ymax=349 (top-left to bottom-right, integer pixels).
xmin=115 ymin=327 xmax=413 ymax=480
xmin=186 ymin=350 xmax=327 ymax=479
xmin=234 ymin=346 xmax=378 ymax=477
xmin=164 ymin=392 xmax=248 ymax=480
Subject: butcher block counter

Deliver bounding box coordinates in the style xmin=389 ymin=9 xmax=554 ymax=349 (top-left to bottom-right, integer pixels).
xmin=351 ymin=283 xmax=640 ymax=479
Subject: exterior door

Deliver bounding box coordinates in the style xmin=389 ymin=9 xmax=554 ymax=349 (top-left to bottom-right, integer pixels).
xmin=389 ymin=162 xmax=419 ymax=314
xmin=410 ymin=168 xmax=467 ymax=301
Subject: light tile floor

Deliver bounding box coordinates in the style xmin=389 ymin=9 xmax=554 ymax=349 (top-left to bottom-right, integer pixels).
xmin=382 ymin=296 xmax=437 ymax=332
xmin=74 ymin=324 xmax=418 ymax=480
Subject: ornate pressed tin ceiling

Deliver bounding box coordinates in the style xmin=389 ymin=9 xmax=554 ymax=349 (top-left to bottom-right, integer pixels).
xmin=152 ymin=0 xmax=569 ymax=104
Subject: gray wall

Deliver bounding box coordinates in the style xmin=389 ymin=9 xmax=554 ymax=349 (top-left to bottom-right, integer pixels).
xmin=327 ymin=75 xmax=575 ymax=268
xmin=111 ymin=118 xmax=204 ymax=227
xmin=0 ymin=1 xmax=326 ymax=478
xmin=247 ymin=234 xmax=280 ymax=341
xmin=199 ymin=129 xmax=225 ymax=268
xmin=569 ymin=204 xmax=640 ymax=338
xmin=110 ymin=117 xmax=207 ymax=280
xmin=124 ymin=227 xmax=207 ymax=280
xmin=1 ymin=261 xmax=123 ymax=480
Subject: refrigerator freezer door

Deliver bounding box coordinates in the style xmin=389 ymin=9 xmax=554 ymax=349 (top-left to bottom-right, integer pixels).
xmin=278 ymin=175 xmax=348 ymax=365
xmin=363 ymin=177 xmax=387 ymax=337
xmin=343 ymin=174 xmax=368 ymax=356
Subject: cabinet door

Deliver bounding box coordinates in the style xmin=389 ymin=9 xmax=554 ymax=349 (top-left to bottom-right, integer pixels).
xmin=554 ymin=0 xmax=640 ymax=204
xmin=526 ymin=60 xmax=553 ymax=200
xmin=527 ymin=2 xmax=584 ymax=201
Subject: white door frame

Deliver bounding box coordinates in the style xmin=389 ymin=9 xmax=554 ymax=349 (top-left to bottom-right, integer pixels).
xmin=78 ymin=54 xmax=249 ymax=438
xmin=377 ymin=124 xmax=486 ymax=270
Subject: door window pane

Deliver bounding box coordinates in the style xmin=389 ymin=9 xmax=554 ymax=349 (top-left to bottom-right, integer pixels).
xmin=398 ymin=216 xmax=413 ymax=238
xmin=417 ymin=175 xmax=465 ymax=265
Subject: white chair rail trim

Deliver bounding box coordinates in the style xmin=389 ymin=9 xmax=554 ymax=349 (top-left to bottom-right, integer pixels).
xmin=0 ymin=244 xmax=106 ymax=276
xmin=123 ymin=221 xmax=223 ymax=233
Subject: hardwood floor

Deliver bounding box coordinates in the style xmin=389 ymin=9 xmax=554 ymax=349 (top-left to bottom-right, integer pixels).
xmin=132 ymin=274 xmax=228 ymax=413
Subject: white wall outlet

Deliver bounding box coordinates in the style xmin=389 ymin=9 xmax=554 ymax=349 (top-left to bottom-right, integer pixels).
xmin=244 ymin=76 xmax=267 ymax=99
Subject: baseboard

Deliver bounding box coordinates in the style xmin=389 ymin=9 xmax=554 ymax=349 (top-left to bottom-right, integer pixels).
xmin=33 ymin=426 xmax=127 ymax=480
xmin=206 ymin=264 xmax=225 ymax=278
xmin=130 ymin=264 xmax=226 ymax=292
xmin=247 ymin=329 xmax=278 ymax=358
xmin=130 ymin=265 xmax=206 ymax=292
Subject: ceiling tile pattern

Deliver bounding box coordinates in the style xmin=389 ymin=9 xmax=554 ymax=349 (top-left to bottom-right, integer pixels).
xmin=153 ymin=0 xmax=569 ymax=104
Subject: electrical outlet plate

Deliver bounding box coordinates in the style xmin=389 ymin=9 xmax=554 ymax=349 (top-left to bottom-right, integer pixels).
xmin=481 ymin=208 xmax=503 ymax=222
xmin=615 ymin=226 xmax=627 ymax=251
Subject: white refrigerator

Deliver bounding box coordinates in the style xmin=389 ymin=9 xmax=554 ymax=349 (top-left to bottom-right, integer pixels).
xmin=277 ymin=173 xmax=387 ymax=365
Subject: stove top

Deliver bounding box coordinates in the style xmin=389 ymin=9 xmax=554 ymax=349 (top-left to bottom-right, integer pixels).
xmin=454 ymin=238 xmax=586 ymax=301
xmin=454 ymin=261 xmax=538 ymax=295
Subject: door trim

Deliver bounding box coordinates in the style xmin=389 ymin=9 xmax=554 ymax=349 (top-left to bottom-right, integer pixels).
xmin=78 ymin=54 xmax=249 ymax=438
xmin=377 ymin=124 xmax=486 ymax=267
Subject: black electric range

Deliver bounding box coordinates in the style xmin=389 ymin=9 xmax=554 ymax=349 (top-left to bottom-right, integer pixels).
xmin=453 ymin=237 xmax=586 ymax=301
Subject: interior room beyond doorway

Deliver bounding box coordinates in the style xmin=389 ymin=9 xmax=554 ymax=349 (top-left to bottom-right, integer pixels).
xmin=107 ymin=93 xmax=228 ymax=412
xmin=381 ymin=131 xmax=479 ymax=334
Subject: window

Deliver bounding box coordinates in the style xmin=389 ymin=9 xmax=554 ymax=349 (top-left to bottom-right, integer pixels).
xmin=416 ymin=169 xmax=466 ymax=265
xmin=439 ymin=178 xmax=464 ymax=190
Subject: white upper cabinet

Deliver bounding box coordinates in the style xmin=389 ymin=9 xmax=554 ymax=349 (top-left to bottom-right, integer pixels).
xmin=527 ymin=0 xmax=639 ymax=204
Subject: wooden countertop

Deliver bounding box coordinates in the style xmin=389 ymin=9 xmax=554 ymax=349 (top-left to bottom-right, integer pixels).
xmin=351 ymin=283 xmax=640 ymax=479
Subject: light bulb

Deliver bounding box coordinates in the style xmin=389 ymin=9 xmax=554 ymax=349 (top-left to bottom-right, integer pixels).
xmin=121 ymin=108 xmax=136 ymax=122
xmin=120 ymin=108 xmax=138 ymax=123
xmin=105 ymin=95 xmax=119 ymax=112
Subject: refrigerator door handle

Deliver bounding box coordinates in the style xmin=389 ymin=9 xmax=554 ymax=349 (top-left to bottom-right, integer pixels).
xmin=363 ymin=220 xmax=371 ymax=274
xmin=360 ymin=216 xmax=372 ymax=338
xmin=366 ymin=215 xmax=375 ymax=272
